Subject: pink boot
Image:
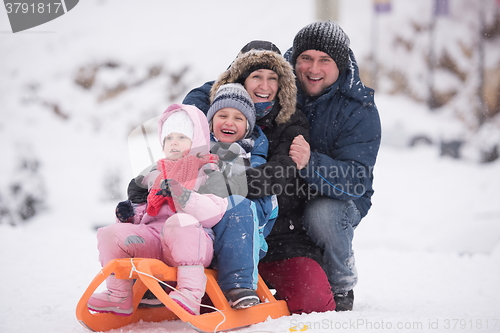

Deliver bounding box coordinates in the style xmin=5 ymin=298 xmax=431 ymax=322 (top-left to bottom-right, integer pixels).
xmin=87 ymin=275 xmax=133 ymax=316
xmin=169 ymin=265 xmax=206 ymax=315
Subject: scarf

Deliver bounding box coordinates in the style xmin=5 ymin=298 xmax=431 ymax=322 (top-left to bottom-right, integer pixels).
xmin=254 ymin=101 xmax=275 ymax=120
xmin=146 ymin=153 xmax=218 ymax=216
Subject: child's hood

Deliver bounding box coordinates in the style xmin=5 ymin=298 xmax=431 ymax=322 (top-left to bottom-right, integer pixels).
xmin=158 ymin=103 xmax=211 ymax=156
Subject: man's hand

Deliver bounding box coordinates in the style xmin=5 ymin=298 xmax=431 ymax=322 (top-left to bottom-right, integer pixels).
xmin=289 ymin=134 xmax=310 ymax=170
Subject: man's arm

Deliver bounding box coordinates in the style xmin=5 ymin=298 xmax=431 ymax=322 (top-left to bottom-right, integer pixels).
xmin=298 ymin=106 xmax=381 ymax=201
xmin=182 ymin=81 xmax=214 ymax=114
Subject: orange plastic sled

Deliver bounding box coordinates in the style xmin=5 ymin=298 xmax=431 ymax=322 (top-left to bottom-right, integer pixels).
xmin=76 ymin=258 xmax=290 ymax=332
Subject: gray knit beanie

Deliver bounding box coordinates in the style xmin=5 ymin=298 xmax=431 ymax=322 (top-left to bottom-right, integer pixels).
xmin=207 ymin=83 xmax=256 ymax=138
xmin=291 ymin=21 xmax=351 ymax=73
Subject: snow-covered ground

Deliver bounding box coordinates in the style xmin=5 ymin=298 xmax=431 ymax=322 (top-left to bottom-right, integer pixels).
xmin=1 ymin=1 xmax=500 ymax=333
xmin=2 ymin=138 xmax=500 ymax=333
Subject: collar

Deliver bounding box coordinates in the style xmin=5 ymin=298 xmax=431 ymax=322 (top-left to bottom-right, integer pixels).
xmin=297 ymin=79 xmax=340 ymax=108
xmin=255 ymin=101 xmax=275 ymax=120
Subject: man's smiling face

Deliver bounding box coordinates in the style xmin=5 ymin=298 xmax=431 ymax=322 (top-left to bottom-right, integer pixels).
xmin=295 ymin=49 xmax=339 ymax=97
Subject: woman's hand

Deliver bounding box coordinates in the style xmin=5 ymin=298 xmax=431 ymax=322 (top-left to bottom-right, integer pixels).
xmin=289 ymin=135 xmax=310 ymax=170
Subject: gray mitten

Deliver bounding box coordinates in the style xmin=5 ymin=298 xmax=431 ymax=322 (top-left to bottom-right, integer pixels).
xmin=198 ymin=169 xmax=248 ymax=198
xmin=211 ymin=142 xmax=241 ymax=162
xmin=197 ymin=169 xmax=230 ymax=198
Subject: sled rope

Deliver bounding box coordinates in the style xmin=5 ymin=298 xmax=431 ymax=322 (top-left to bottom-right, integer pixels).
xmin=128 ymin=258 xmax=227 ymax=333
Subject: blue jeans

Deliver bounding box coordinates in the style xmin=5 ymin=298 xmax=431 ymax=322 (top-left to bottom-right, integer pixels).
xmin=211 ymin=195 xmax=276 ymax=292
xmin=302 ymin=197 xmax=361 ymax=293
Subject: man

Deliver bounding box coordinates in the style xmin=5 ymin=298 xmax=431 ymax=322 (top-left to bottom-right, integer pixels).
xmin=287 ymin=21 xmax=381 ymax=311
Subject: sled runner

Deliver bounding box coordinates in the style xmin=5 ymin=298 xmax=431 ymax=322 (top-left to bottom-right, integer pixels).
xmin=76 ymin=258 xmax=290 ymax=332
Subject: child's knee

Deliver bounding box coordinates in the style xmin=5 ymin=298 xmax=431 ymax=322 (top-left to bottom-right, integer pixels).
xmin=162 ymin=214 xmax=203 ymax=244
xmin=164 ymin=213 xmax=200 ymax=228
xmin=97 ymin=223 xmax=137 ymax=245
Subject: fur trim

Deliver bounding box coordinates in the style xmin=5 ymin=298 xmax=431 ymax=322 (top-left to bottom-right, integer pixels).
xmin=210 ymin=50 xmax=297 ymax=125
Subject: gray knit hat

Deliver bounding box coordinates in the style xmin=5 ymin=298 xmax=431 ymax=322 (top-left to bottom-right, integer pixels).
xmin=207 ymin=83 xmax=256 ymax=138
xmin=291 ymin=21 xmax=351 ymax=73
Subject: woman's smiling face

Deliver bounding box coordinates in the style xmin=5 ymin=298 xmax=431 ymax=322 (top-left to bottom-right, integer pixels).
xmin=243 ymin=69 xmax=279 ymax=103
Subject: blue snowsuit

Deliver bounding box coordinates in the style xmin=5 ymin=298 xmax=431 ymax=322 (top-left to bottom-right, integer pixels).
xmin=208 ymin=126 xmax=278 ymax=291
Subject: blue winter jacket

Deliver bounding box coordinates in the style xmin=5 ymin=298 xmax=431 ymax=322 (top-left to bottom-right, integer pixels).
xmin=244 ymin=125 xmax=269 ymax=168
xmin=216 ymin=125 xmax=277 ymax=240
xmin=293 ymin=49 xmax=381 ymax=218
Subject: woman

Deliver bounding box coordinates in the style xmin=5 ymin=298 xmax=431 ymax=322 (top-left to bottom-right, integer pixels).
xmin=183 ymin=42 xmax=336 ymax=314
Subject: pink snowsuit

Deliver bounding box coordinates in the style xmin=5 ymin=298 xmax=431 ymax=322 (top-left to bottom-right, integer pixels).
xmin=96 ymin=104 xmax=228 ymax=270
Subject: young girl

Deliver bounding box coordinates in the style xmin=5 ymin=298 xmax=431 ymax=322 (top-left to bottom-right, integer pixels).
xmin=87 ymin=104 xmax=228 ymax=316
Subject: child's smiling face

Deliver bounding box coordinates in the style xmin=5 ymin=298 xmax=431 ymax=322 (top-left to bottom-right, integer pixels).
xmin=162 ymin=132 xmax=192 ymax=160
xmin=212 ymin=107 xmax=247 ymax=143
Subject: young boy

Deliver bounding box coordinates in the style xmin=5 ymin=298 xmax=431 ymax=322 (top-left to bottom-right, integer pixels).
xmin=88 ymin=104 xmax=228 ymax=316
xmin=199 ymin=83 xmax=278 ymax=308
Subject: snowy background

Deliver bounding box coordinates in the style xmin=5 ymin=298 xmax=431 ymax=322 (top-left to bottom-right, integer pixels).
xmin=1 ymin=1 xmax=500 ymax=332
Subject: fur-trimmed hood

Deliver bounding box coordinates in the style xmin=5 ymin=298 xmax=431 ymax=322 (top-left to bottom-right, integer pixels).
xmin=210 ymin=50 xmax=297 ymax=125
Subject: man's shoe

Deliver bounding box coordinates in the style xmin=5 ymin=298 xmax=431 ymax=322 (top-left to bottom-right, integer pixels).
xmin=138 ymin=289 xmax=164 ymax=308
xmin=223 ymin=288 xmax=260 ymax=309
xmin=334 ymin=289 xmax=354 ymax=311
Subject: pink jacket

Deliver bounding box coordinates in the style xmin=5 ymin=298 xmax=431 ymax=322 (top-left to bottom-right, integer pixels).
xmin=125 ymin=104 xmax=228 ymax=230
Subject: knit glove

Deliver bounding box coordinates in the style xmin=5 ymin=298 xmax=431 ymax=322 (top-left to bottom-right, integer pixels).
xmin=197 ymin=169 xmax=247 ymax=197
xmin=167 ymin=178 xmax=192 ymax=208
xmin=156 ymin=179 xmax=172 ymax=197
xmin=211 ymin=142 xmax=241 ymax=163
xmin=127 ymin=176 xmax=148 ymax=204
xmin=212 ymin=142 xmax=248 ymax=177
xmin=115 ymin=200 xmax=135 ymax=223
xmin=197 ymin=169 xmax=229 ymax=197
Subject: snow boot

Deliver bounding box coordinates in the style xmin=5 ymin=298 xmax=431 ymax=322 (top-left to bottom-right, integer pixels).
xmin=87 ymin=275 xmax=133 ymax=316
xmin=223 ymin=288 xmax=260 ymax=309
xmin=334 ymin=289 xmax=354 ymax=311
xmin=168 ymin=265 xmax=206 ymax=315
